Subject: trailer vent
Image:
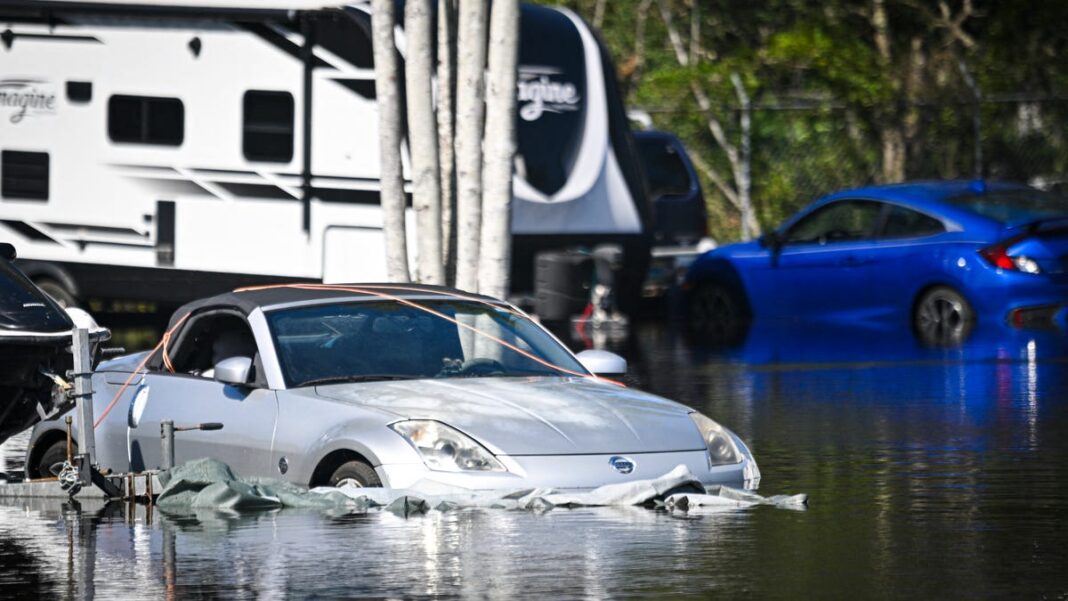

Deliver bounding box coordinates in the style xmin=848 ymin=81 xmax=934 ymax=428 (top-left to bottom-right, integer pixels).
xmin=243 ymin=91 xmax=295 ymax=163
xmin=108 ymin=95 xmax=184 ymax=146
xmin=1 ymin=151 xmax=49 ymax=201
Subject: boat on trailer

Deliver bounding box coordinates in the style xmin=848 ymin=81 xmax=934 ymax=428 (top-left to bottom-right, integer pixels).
xmin=0 ymin=243 xmax=107 ymax=444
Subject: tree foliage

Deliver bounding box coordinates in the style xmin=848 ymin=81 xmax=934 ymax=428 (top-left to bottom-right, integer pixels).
xmin=540 ymin=0 xmax=1068 ymax=242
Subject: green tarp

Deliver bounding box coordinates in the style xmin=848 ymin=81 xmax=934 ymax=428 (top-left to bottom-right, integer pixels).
xmin=156 ymin=458 xmax=807 ymax=515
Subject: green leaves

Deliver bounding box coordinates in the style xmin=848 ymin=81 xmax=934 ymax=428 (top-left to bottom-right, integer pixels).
xmin=531 ymin=0 xmax=1068 ymax=242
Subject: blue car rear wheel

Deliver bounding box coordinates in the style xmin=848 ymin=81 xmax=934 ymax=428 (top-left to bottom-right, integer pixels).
xmin=914 ymin=286 xmax=974 ymax=346
xmin=689 ymin=282 xmax=750 ymax=343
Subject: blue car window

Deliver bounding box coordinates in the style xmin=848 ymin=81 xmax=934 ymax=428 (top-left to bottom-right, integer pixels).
xmin=879 ymin=205 xmax=945 ymax=239
xmin=946 ymin=190 xmax=1068 ymax=224
xmin=784 ymin=200 xmax=882 ymax=245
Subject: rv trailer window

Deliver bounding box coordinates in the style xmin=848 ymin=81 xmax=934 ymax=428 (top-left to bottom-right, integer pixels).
xmin=243 ymin=91 xmax=295 ymax=163
xmin=108 ymin=95 xmax=184 ymax=146
xmin=1 ymin=151 xmax=49 ymax=201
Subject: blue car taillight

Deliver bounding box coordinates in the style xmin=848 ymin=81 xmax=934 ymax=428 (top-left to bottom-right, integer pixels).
xmin=979 ymin=236 xmax=1041 ymax=274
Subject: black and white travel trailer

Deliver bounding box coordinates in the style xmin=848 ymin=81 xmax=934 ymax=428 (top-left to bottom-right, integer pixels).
xmin=0 ymin=0 xmax=651 ymax=310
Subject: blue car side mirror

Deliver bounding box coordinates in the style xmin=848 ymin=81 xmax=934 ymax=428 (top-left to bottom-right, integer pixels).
xmin=759 ymin=232 xmax=783 ymax=252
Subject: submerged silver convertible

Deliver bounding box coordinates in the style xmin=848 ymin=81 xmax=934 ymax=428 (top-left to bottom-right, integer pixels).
xmin=26 ymin=285 xmax=759 ymax=490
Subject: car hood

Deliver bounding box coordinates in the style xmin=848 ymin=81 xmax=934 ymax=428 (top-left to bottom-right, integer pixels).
xmin=312 ymin=377 xmax=706 ymax=455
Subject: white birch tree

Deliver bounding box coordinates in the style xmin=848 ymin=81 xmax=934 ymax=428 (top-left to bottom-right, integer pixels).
xmin=437 ymin=0 xmax=459 ymax=281
xmin=478 ymin=0 xmax=520 ymax=300
xmin=655 ymin=0 xmax=760 ymax=240
xmin=404 ymin=0 xmax=445 ymax=284
xmin=453 ymin=0 xmax=488 ymax=293
xmin=371 ymin=0 xmax=410 ymax=281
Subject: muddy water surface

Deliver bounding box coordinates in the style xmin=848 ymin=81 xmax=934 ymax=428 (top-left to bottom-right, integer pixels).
xmin=2 ymin=322 xmax=1066 ymax=599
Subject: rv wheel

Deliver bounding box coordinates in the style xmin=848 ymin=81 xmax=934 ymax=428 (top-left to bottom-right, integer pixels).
xmin=34 ymin=278 xmax=78 ymax=308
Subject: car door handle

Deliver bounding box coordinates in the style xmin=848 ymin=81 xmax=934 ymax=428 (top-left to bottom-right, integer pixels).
xmin=838 ymin=256 xmax=869 ymax=267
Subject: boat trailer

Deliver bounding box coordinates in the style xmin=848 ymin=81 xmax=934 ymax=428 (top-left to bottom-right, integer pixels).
xmin=0 ymin=328 xmax=220 ymax=502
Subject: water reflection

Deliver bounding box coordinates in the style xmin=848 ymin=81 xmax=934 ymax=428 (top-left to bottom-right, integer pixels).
xmin=0 ymin=498 xmax=765 ymax=599
xmin=2 ymin=318 xmax=1067 ymax=598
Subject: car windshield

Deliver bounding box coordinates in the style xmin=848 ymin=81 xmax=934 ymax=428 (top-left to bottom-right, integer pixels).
xmin=0 ymin=260 xmax=38 ymax=309
xmin=266 ymin=300 xmax=588 ymax=388
xmin=946 ymin=189 xmax=1068 ymax=224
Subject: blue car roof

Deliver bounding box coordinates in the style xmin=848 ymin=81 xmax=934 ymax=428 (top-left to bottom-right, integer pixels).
xmin=823 ymin=180 xmax=1031 ymax=205
xmin=808 ymin=180 xmax=1042 ymax=228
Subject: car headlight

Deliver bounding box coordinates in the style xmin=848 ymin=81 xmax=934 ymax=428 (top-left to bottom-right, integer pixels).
xmin=390 ymin=420 xmax=506 ymax=472
xmin=689 ymin=412 xmax=742 ymax=466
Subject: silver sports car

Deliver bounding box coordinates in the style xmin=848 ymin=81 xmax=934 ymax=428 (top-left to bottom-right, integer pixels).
xmin=26 ymin=285 xmax=760 ymax=491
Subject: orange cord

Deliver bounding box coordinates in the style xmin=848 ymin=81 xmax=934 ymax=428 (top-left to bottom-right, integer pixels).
xmin=93 ymin=312 xmax=190 ymax=429
xmin=235 ymin=282 xmax=531 ymax=319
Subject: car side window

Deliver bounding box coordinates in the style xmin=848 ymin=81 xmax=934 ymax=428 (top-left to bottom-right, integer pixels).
xmin=879 ymin=205 xmax=945 ymax=239
xmin=784 ymin=200 xmax=883 ymax=245
xmin=165 ymin=314 xmax=259 ymax=381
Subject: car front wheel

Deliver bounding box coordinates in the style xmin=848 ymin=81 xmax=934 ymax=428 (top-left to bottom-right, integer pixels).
xmin=328 ymin=459 xmax=382 ymax=488
xmin=688 ymin=282 xmax=750 ymax=343
xmin=914 ymin=286 xmax=974 ymax=346
xmin=36 ymin=439 xmax=73 ymax=480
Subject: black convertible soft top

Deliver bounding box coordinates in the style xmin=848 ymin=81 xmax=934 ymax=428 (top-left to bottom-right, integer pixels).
xmin=167 ymin=284 xmax=505 ymax=328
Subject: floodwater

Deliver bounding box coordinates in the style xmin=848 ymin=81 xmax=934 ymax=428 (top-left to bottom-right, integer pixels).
xmin=2 ymin=320 xmax=1067 ymax=599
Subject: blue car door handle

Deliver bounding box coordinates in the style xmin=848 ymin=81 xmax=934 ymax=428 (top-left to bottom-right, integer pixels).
xmin=839 ymin=256 xmax=866 ymax=267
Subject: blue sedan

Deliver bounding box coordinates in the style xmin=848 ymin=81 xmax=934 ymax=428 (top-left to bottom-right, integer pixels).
xmin=685 ymin=181 xmax=1068 ymax=344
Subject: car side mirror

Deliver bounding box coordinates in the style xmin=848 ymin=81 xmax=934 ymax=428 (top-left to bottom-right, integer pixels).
xmin=576 ymin=350 xmax=627 ymax=377
xmin=214 ymin=356 xmax=253 ymax=386
xmin=759 ymin=231 xmax=782 ymax=251
xmin=0 ymin=243 xmax=15 ymax=261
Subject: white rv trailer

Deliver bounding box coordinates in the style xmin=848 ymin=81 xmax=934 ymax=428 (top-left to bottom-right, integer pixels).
xmin=0 ymin=0 xmax=651 ymax=310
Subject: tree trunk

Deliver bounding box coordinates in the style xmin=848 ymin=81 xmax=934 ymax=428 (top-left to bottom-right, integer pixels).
xmin=957 ymin=58 xmax=983 ymax=178
xmin=454 ymin=0 xmax=488 ymax=293
xmin=627 ymin=0 xmax=653 ymax=94
xmin=730 ymin=72 xmax=759 ymax=239
xmin=880 ymin=126 xmax=907 ymax=183
xmin=404 ymin=0 xmax=445 ymax=284
xmin=870 ymin=0 xmax=907 ymax=183
xmin=656 ymin=0 xmax=758 ymax=240
xmin=593 ymin=0 xmax=606 ymax=29
xmin=371 ymin=0 xmax=410 ymax=282
xmin=688 ymin=0 xmax=700 ymax=65
xmin=437 ymin=0 xmax=458 ymax=283
xmin=479 ymin=0 xmax=519 ymax=300
xmin=871 ymin=0 xmax=892 ymax=66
